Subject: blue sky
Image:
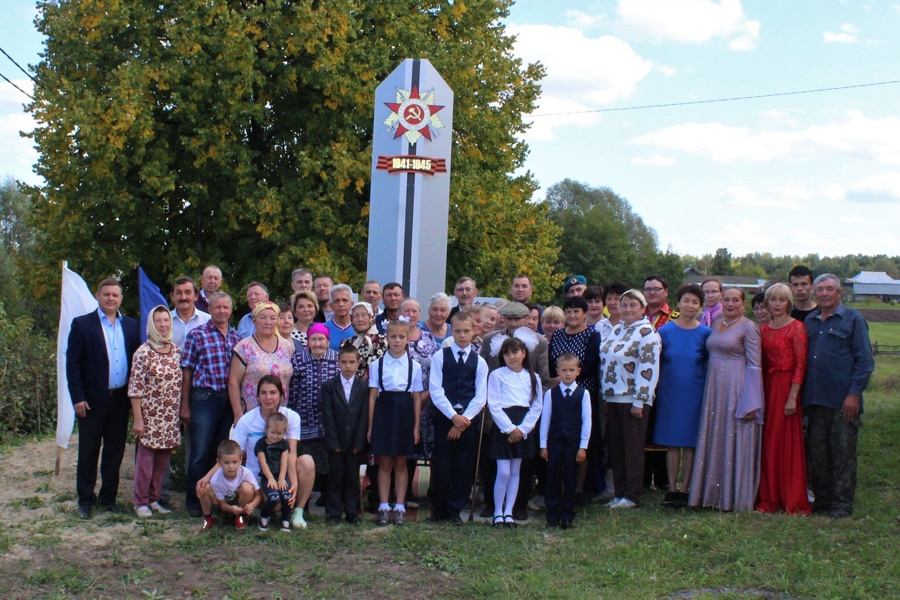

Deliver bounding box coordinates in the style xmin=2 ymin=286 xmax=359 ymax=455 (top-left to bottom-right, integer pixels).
xmin=2 ymin=1 xmax=899 ymax=257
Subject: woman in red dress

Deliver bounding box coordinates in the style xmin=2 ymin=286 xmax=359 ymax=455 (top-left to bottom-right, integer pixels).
xmin=755 ymin=283 xmax=811 ymax=514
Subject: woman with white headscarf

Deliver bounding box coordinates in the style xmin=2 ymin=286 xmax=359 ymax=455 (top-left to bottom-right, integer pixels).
xmin=128 ymin=305 xmax=184 ymax=519
xmin=341 ymin=301 xmax=387 ymax=380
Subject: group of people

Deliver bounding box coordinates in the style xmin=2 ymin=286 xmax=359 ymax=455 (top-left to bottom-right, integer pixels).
xmin=66 ymin=264 xmax=873 ymax=531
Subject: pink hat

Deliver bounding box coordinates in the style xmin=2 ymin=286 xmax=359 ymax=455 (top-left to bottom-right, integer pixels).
xmin=307 ymin=322 xmax=330 ymax=340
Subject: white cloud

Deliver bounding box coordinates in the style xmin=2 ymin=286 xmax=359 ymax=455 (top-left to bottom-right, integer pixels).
xmin=630 ymin=154 xmax=677 ymax=166
xmin=565 ymin=10 xmax=606 ymax=29
xmin=616 ymin=0 xmax=760 ymax=50
xmin=511 ymin=23 xmax=652 ymax=140
xmin=0 ymin=78 xmax=39 ymax=184
xmin=716 ymin=184 xmax=802 ymax=209
xmin=844 ymin=173 xmax=900 ymax=203
xmin=708 ymin=218 xmax=773 ymax=248
xmin=823 ymin=23 xmax=860 ymax=43
xmin=630 ymin=110 xmax=900 ymax=164
xmin=657 ymin=63 xmax=679 ymax=77
xmin=840 ymin=215 xmax=867 ymax=224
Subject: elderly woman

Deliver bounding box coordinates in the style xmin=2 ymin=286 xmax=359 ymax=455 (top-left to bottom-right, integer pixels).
xmin=756 ymin=283 xmax=810 ymax=514
xmin=652 ymin=284 xmax=711 ymax=509
xmin=599 ymin=289 xmax=661 ymax=509
xmin=418 ymin=292 xmax=452 ymax=345
xmin=289 ymin=323 xmax=341 ymax=483
xmin=341 ymin=301 xmax=386 ymax=379
xmin=229 ymin=301 xmax=295 ymax=418
xmin=398 ymin=297 xmax=440 ymax=505
xmin=290 ymin=290 xmax=319 ymax=347
xmin=128 ymin=305 xmax=183 ymax=518
xmin=689 ymin=287 xmax=764 ymax=512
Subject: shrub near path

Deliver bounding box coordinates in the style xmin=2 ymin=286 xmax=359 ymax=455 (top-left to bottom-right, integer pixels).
xmin=1 ymin=346 xmax=898 ymax=598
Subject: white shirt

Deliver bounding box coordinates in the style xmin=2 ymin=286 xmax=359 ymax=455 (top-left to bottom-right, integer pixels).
xmin=368 ymin=352 xmax=424 ymax=392
xmin=341 ymin=374 xmax=355 ymax=403
xmin=231 ymin=407 xmax=302 ymax=476
xmin=210 ymin=465 xmax=259 ymax=500
xmin=171 ymin=307 xmax=211 ymax=348
xmin=429 ymin=342 xmax=489 ymax=420
xmin=487 ymin=367 xmax=543 ymax=436
xmin=539 ymin=383 xmax=592 ymax=449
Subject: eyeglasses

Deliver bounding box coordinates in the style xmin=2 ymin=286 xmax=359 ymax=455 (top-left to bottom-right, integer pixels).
xmin=455 ymin=287 xmax=475 ymax=293
xmin=643 ymin=287 xmax=664 ymax=293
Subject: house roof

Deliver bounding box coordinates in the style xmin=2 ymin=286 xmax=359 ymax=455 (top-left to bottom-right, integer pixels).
xmin=846 ymin=271 xmax=896 ymax=284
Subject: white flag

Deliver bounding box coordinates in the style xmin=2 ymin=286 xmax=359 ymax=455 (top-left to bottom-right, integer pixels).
xmin=56 ymin=262 xmax=97 ymax=449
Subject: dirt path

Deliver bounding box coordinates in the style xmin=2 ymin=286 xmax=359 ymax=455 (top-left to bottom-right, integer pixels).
xmin=0 ymin=436 xmax=450 ymax=599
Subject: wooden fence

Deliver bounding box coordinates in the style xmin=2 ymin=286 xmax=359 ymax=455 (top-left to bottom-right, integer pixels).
xmin=872 ymin=343 xmax=900 ymax=356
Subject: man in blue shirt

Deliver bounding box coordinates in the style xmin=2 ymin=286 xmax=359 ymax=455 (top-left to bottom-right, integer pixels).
xmin=67 ymin=278 xmax=141 ymax=518
xmin=803 ymin=273 xmax=874 ymax=519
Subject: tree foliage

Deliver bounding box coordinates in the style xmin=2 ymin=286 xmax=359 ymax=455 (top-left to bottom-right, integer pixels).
xmin=545 ymin=179 xmax=681 ymax=297
xmin=26 ymin=0 xmax=557 ymax=308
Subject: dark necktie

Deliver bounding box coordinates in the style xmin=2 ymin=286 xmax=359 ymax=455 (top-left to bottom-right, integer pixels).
xmin=457 ymin=350 xmax=465 ymax=366
xmin=565 ymin=388 xmax=572 ymax=398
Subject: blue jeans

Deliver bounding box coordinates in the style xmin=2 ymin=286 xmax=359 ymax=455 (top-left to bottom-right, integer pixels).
xmin=185 ymin=387 xmax=232 ymax=511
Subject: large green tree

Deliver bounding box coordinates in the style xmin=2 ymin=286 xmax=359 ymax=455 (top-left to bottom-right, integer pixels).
xmin=545 ymin=179 xmax=679 ymax=296
xmin=26 ymin=0 xmax=558 ymax=308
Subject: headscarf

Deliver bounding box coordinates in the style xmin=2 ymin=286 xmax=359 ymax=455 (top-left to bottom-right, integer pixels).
xmin=307 ymin=322 xmax=331 ymax=340
xmin=252 ymin=301 xmax=282 ymax=337
xmin=146 ymin=305 xmax=173 ymax=351
xmin=348 ymin=301 xmax=381 ymax=354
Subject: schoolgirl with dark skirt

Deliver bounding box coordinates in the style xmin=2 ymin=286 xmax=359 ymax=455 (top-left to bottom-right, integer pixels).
xmin=367 ymin=319 xmax=423 ymax=526
xmin=487 ymin=337 xmax=543 ymax=528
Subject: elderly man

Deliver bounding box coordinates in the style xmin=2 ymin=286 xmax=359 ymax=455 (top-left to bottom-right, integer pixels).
xmin=315 ymin=275 xmax=335 ymax=320
xmin=291 ymin=268 xmax=314 ymax=293
xmin=181 ymin=292 xmax=244 ymax=516
xmin=171 ymin=277 xmax=211 ymax=348
xmin=236 ymin=281 xmax=269 ymax=339
xmin=362 ymin=280 xmax=383 ymax=314
xmin=67 ymin=278 xmax=141 ymax=518
xmin=375 ymin=282 xmax=404 ymax=334
xmin=195 ymin=265 xmax=222 ymax=314
xmin=643 ymin=275 xmax=676 ymax=330
xmin=479 ymin=302 xmax=550 ymax=520
xmin=564 ymin=275 xmax=587 ymax=298
xmin=448 ymin=276 xmax=478 ymax=322
xmin=325 ymin=284 xmax=356 ymax=350
xmin=803 ymin=274 xmax=874 ymax=519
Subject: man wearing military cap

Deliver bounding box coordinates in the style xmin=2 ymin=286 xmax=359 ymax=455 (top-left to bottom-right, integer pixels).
xmin=564 ymin=275 xmax=587 ymax=298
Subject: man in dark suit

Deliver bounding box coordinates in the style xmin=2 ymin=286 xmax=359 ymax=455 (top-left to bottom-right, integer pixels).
xmin=319 ymin=345 xmax=369 ymax=524
xmin=67 ymin=278 xmax=141 ymax=519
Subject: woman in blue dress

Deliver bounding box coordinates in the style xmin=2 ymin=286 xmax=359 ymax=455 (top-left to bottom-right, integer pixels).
xmin=653 ymin=284 xmax=711 ymax=508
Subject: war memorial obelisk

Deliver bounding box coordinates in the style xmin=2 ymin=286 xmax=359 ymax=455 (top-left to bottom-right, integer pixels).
xmin=366 ymin=59 xmax=454 ymax=301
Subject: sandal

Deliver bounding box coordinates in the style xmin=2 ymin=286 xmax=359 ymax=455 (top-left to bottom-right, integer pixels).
xmin=504 ymin=515 xmax=517 ymax=529
xmin=492 ymin=515 xmax=505 ymax=529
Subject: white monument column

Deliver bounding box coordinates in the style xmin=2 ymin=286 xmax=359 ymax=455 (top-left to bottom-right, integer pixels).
xmin=366 ymin=59 xmax=454 ymax=300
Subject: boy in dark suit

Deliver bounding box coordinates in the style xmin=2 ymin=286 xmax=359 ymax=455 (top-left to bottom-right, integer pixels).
xmin=427 ymin=311 xmax=489 ymax=524
xmin=540 ymin=353 xmax=592 ymax=529
xmin=319 ymin=345 xmax=368 ymax=524
xmin=67 ymin=278 xmax=141 ymax=518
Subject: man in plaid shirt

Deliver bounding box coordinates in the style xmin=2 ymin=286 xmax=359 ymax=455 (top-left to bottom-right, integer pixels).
xmin=181 ymin=292 xmax=243 ymax=516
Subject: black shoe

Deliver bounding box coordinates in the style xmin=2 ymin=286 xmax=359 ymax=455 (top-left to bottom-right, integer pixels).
xmin=78 ymin=504 xmax=92 ymax=520
xmin=811 ymin=502 xmax=830 ymax=515
xmin=546 ymin=521 xmax=558 ymax=529
xmin=512 ymin=506 xmax=528 ymax=521
xmin=449 ymin=514 xmax=464 ymax=526
xmin=186 ymin=505 xmax=203 ymax=518
xmin=480 ymin=504 xmax=493 ymax=518
xmin=492 ymin=516 xmax=504 ymax=529
xmin=504 ymin=515 xmax=517 ymax=529
xmin=346 ymin=514 xmax=361 ymax=525
xmin=829 ymin=508 xmax=851 ymax=519
xmin=100 ymin=502 xmax=124 ymax=514
xmin=325 ymin=515 xmax=342 ymax=525
xmin=661 ymin=491 xmax=680 ymax=508
xmin=424 ymin=515 xmax=442 ymax=523
xmin=560 ymin=520 xmax=573 ymax=530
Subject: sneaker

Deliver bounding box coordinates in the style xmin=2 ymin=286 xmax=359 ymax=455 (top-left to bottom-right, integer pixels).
xmin=291 ymin=508 xmax=308 ymax=529
xmin=612 ymin=498 xmax=636 ymax=509
xmin=258 ymin=517 xmax=269 ymax=531
xmin=376 ymin=509 xmax=392 ymax=526
xmin=280 ymin=521 xmax=291 ymax=531
xmin=135 ymin=505 xmax=153 ymax=519
xmin=201 ymin=515 xmax=215 ymax=531
xmin=149 ymin=501 xmax=172 ymax=514
xmin=393 ymin=509 xmax=406 ymax=526
xmin=235 ymin=514 xmax=246 ymax=530
xmin=605 ymin=497 xmax=623 ymax=508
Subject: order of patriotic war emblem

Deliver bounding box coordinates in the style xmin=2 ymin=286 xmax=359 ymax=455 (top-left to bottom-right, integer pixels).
xmin=384 ymin=86 xmax=445 ymax=145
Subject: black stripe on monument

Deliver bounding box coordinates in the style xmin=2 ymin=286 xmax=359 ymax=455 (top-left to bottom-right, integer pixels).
xmin=402 ymin=58 xmax=421 ymax=293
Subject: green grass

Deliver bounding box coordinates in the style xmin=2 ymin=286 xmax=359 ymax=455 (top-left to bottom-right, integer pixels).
xmin=870 ymin=322 xmax=900 ymax=346
xmin=846 ymin=300 xmax=900 ymax=311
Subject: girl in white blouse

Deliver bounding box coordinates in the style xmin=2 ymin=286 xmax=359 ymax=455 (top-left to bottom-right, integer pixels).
xmin=487 ymin=337 xmax=543 ymax=528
